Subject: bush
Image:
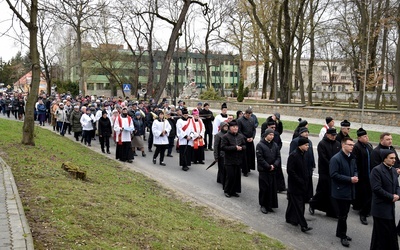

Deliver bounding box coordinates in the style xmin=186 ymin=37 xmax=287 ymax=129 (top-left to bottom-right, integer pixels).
xmin=244 ymin=87 xmax=249 ymax=97
xmin=231 ymin=87 xmax=238 ymax=97
xmin=237 ymin=81 xmax=244 ymax=102
xmin=199 ymin=87 xmax=224 ymax=100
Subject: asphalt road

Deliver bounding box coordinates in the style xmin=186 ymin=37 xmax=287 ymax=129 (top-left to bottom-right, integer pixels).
xmin=85 ymin=126 xmax=377 ymax=250
xmin=4 ymin=115 xmax=387 ymax=249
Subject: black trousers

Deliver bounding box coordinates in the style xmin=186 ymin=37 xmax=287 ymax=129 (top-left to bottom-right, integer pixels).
xmin=99 ymin=135 xmax=110 ymax=151
xmin=148 ymin=129 xmax=153 ymax=150
xmin=153 ymin=144 xmax=168 ymax=163
xmin=286 ymin=193 xmax=308 ymax=227
xmin=332 ymin=198 xmax=351 ymax=239
xmin=204 ymin=129 xmax=213 ymax=149
xmin=224 ymin=163 xmax=241 ymax=195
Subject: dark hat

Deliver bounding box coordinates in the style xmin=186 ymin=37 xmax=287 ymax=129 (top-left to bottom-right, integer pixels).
xmin=229 ymin=119 xmax=238 ymax=126
xmin=380 ymin=149 xmax=395 ymax=160
xmin=298 ymin=137 xmax=309 ymax=146
xmin=357 ymin=128 xmax=367 ymax=137
xmin=267 ymin=119 xmax=276 ymax=126
xmin=221 ymin=102 xmax=227 ymax=109
xmin=203 ymin=103 xmax=209 ymax=107
xmin=181 ymin=108 xmax=188 ymax=115
xmin=326 ymin=128 xmax=337 ymax=135
xmin=326 ymin=117 xmax=333 ymax=124
xmin=135 ymin=111 xmax=141 ymax=116
xmin=157 ymin=110 xmax=164 ymax=116
xmin=197 ymin=102 xmax=203 ymax=106
xmin=340 ymin=119 xmax=351 ymax=127
xmin=101 ymin=110 xmax=107 ymax=115
xmin=274 ymin=112 xmax=280 ymax=120
xmin=263 ymin=128 xmax=274 ymax=137
xmin=298 ymin=118 xmax=308 ymax=128
xmin=178 ymin=100 xmax=183 ymax=104
xmin=299 ymin=127 xmax=309 ymax=134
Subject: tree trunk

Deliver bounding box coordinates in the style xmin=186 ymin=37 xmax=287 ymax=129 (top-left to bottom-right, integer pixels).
xmin=307 ymin=0 xmax=315 ymax=105
xmin=22 ymin=0 xmax=40 ymax=145
xmin=261 ymin=61 xmax=269 ymax=99
xmin=395 ymin=10 xmax=400 ymax=110
xmin=153 ymin=0 xmax=192 ymax=103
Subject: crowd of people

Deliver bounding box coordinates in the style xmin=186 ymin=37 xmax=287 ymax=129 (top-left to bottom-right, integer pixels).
xmin=2 ymin=92 xmax=400 ymax=249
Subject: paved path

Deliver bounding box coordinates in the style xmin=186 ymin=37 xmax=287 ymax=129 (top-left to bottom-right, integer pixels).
xmin=0 ymin=157 xmax=33 ymax=250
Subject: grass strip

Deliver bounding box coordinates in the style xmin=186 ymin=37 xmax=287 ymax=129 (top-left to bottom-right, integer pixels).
xmin=0 ymin=119 xmax=285 ymax=250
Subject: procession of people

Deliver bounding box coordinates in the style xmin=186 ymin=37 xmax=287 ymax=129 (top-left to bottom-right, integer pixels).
xmin=3 ymin=91 xmax=400 ymax=249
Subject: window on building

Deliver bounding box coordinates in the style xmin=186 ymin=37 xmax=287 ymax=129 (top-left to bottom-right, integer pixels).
xmin=322 ymin=76 xmax=327 ymax=80
xmin=87 ymin=83 xmax=95 ymax=90
xmin=341 ymin=66 xmax=347 ymax=72
xmin=332 ymin=66 xmax=337 ymax=72
xmin=341 ymin=76 xmax=347 ymax=80
xmin=322 ymin=66 xmax=327 ymax=71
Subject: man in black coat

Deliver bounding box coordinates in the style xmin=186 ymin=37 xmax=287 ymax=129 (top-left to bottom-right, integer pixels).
xmin=221 ymin=120 xmax=246 ymax=198
xmin=330 ymin=137 xmax=358 ymax=247
xmin=336 ymin=119 xmax=351 ymax=143
xmin=370 ymin=149 xmax=400 ymax=250
xmin=285 ymin=137 xmax=313 ymax=233
xmin=352 ymin=128 xmax=373 ymax=225
xmin=237 ymin=108 xmax=256 ymax=177
xmin=289 ymin=127 xmax=315 ymax=199
xmin=256 ymin=129 xmax=280 ymax=214
xmin=199 ymin=103 xmax=214 ymax=151
xmin=371 ymin=132 xmax=400 ymax=169
xmin=309 ymin=128 xmax=341 ymax=217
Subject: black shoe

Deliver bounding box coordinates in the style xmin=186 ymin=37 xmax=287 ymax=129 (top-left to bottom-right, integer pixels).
xmin=341 ymin=238 xmax=350 ymax=247
xmin=232 ymin=193 xmax=240 ymax=197
xmin=133 ymin=152 xmax=138 ymax=156
xmin=160 ymin=162 xmax=166 ymax=166
xmin=209 ymin=148 xmax=213 ymax=151
xmin=153 ymin=159 xmax=156 ymax=164
xmin=260 ymin=206 xmax=268 ymax=214
xmin=224 ymin=193 xmax=231 ymax=198
xmin=166 ymin=154 xmax=173 ymax=157
xmin=360 ymin=215 xmax=368 ymax=225
xmin=199 ymin=161 xmax=205 ymax=164
xmin=182 ymin=166 xmax=189 ymax=171
xmin=127 ymin=160 xmax=133 ymax=163
xmin=204 ymin=148 xmax=209 ymax=151
xmin=243 ymin=173 xmax=248 ymax=177
xmin=309 ymin=205 xmax=315 ymax=215
xmin=301 ymin=226 xmax=313 ymax=233
xmin=148 ymin=148 xmax=153 ymax=152
xmin=142 ymin=152 xmax=146 ymax=157
xmin=102 ymin=149 xmax=105 ymax=153
xmin=107 ymin=151 xmax=111 ymax=154
xmin=266 ymin=208 xmax=274 ymax=213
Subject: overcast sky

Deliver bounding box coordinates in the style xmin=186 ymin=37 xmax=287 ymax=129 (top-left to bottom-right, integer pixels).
xmin=0 ymin=0 xmax=27 ymax=62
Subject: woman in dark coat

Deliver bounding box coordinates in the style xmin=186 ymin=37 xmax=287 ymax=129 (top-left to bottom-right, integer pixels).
xmin=69 ymin=105 xmax=83 ymax=141
xmin=256 ymin=129 xmax=280 ymax=214
xmin=98 ymin=110 xmax=112 ymax=154
xmin=286 ymin=138 xmax=312 ymax=232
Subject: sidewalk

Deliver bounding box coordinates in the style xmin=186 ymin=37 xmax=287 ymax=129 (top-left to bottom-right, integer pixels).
xmin=0 ymin=157 xmax=34 ymax=250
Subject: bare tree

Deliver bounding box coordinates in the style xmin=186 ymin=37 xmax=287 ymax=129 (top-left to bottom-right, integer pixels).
xmin=45 ymin=0 xmax=107 ymax=96
xmin=147 ymin=0 xmax=209 ymax=102
xmin=248 ymin=0 xmax=307 ymax=103
xmin=6 ymin=0 xmax=40 ymax=145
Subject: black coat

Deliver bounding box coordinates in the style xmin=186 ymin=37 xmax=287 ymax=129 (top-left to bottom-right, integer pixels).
xmin=335 ymin=130 xmax=350 ymax=143
xmin=289 ymin=136 xmax=315 ymax=173
xmin=371 ymin=144 xmax=400 ymax=169
xmin=221 ymin=131 xmax=246 ymax=165
xmin=370 ymin=163 xmax=400 ymax=220
xmin=97 ymin=117 xmax=112 ymax=137
xmin=256 ymin=139 xmax=281 ymax=173
xmin=133 ymin=117 xmax=145 ymax=136
xmin=353 ymin=140 xmax=373 ymax=209
xmin=330 ymin=151 xmax=358 ymax=200
xmin=199 ymin=108 xmax=214 ymax=132
xmin=287 ymin=148 xmax=309 ymax=196
xmin=167 ymin=118 xmax=176 ymax=138
xmin=317 ymin=136 xmax=341 ymax=176
xmin=237 ymin=116 xmax=256 ymax=139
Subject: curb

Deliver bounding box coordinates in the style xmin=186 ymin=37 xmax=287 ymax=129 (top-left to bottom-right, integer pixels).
xmin=0 ymin=157 xmax=34 ymax=250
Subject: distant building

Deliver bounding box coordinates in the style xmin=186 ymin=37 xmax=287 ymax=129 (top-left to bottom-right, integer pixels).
xmin=13 ymin=71 xmax=47 ymax=94
xmin=62 ymin=42 xmax=240 ymax=97
xmin=245 ymin=59 xmax=354 ymax=92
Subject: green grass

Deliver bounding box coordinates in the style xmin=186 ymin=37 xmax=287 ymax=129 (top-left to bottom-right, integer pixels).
xmin=0 ymin=119 xmax=285 ymax=250
xmin=282 ymin=120 xmax=400 ymax=146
